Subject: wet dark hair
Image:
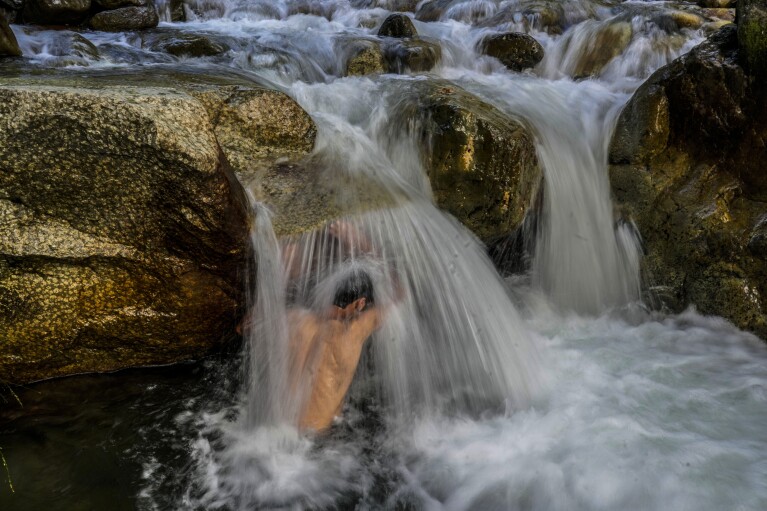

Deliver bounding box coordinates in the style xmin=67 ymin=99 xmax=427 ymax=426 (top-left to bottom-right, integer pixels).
xmin=333 ymin=270 xmax=375 ymax=309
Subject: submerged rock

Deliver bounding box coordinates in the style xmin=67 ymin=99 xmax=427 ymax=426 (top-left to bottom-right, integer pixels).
xmin=22 ymin=0 xmax=91 ymax=25
xmin=478 ymin=32 xmax=544 ymax=71
xmin=609 ymin=26 xmax=767 ymax=337
xmin=572 ymin=20 xmax=632 ymax=78
xmin=0 ymin=15 xmax=20 ymax=57
xmin=384 ymin=38 xmax=441 ymax=73
xmin=378 ymin=13 xmax=417 ymax=38
xmin=90 ymin=5 xmax=159 ymax=31
xmin=393 ymin=80 xmax=541 ymax=241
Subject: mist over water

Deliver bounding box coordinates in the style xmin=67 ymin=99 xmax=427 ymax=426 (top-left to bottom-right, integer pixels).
xmin=8 ymin=0 xmax=767 ymax=509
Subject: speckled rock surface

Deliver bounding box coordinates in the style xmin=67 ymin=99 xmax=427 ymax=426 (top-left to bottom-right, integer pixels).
xmin=391 ymin=79 xmax=541 ymax=241
xmin=0 ymin=84 xmax=251 ymax=383
xmin=478 ymin=32 xmax=544 ymax=71
xmin=609 ymin=26 xmax=767 ymax=338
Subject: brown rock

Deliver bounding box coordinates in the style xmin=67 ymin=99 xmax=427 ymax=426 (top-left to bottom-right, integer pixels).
xmin=384 ymin=37 xmax=442 ymax=73
xmin=609 ymin=26 xmax=767 ymax=338
xmin=378 ymin=12 xmax=417 ymax=38
xmin=90 ymin=5 xmax=159 ymax=31
xmin=0 ymin=84 xmax=251 ymax=384
xmin=0 ymin=15 xmax=20 ymax=57
xmin=478 ymin=32 xmax=544 ymax=71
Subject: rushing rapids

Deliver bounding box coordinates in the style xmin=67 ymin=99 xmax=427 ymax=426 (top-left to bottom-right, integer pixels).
xmin=2 ymin=1 xmax=767 ymax=510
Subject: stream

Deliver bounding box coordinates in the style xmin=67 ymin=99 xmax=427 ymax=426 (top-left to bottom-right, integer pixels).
xmin=2 ymin=0 xmax=767 ymax=509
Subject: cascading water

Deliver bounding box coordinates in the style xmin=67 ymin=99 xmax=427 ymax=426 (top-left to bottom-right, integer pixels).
xmin=5 ymin=1 xmax=767 ymax=510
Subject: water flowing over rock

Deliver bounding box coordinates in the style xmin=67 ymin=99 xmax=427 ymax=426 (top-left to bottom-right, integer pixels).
xmin=0 ymin=71 xmax=318 ymax=383
xmin=89 ymin=5 xmax=159 ymax=31
xmin=478 ymin=32 xmax=544 ymax=71
xmin=398 ymin=80 xmax=541 ymax=241
xmin=610 ymin=26 xmax=767 ymax=336
xmin=0 ymin=14 xmax=20 ymax=57
xmin=344 ymin=40 xmax=385 ymax=76
xmin=383 ymin=37 xmax=442 ymax=73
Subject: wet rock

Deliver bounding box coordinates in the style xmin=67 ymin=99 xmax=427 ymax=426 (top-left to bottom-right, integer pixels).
xmin=384 ymin=38 xmax=441 ymax=73
xmin=394 ymin=80 xmax=541 ymax=241
xmin=351 ymin=0 xmax=419 ymax=12
xmin=702 ymin=7 xmax=736 ymax=22
xmin=94 ymin=0 xmax=146 ymax=8
xmin=345 ymin=40 xmax=385 ymax=76
xmin=168 ymin=0 xmax=185 ymax=22
xmin=0 ymin=15 xmax=20 ymax=57
xmin=698 ymin=0 xmax=735 ymax=7
xmin=478 ymin=32 xmax=544 ymax=71
xmin=188 ymin=84 xmax=317 ymax=179
xmin=414 ymin=0 xmax=451 ymax=22
xmin=148 ymin=32 xmax=228 ymax=57
xmin=738 ymin=0 xmax=767 ymax=76
xmin=669 ymin=10 xmax=704 ymax=30
xmin=572 ymin=21 xmax=633 ymax=77
xmin=90 ymin=5 xmax=159 ymax=31
xmin=70 ymin=33 xmax=100 ymax=59
xmin=22 ymin=0 xmax=91 ymax=25
xmin=0 ymin=83 xmax=250 ymax=384
xmin=477 ymin=0 xmax=570 ymax=34
xmin=378 ymin=13 xmax=416 ymax=38
xmin=0 ymin=0 xmax=23 ymax=12
xmin=609 ymin=26 xmax=767 ymax=337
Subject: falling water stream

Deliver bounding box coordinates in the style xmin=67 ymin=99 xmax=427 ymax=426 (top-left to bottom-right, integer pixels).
xmin=3 ymin=1 xmax=767 ymax=510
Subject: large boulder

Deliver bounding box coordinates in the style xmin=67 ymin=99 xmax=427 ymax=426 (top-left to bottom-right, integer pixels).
xmin=609 ymin=26 xmax=767 ymax=337
xmin=0 ymin=15 xmax=20 ymax=57
xmin=392 ymin=80 xmax=540 ymax=241
xmin=738 ymin=0 xmax=767 ymax=76
xmin=0 ymin=70 xmax=317 ymax=383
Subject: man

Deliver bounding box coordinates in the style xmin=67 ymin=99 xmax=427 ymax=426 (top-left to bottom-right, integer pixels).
xmin=287 ymin=269 xmax=382 ymax=432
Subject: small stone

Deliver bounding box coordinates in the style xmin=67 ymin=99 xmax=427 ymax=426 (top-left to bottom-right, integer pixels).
xmin=478 ymin=32 xmax=544 ymax=72
xmin=378 ymin=13 xmax=417 ymax=38
xmin=90 ymin=5 xmax=159 ymax=31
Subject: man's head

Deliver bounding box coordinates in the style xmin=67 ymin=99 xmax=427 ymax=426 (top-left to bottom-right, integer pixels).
xmin=330 ymin=269 xmax=374 ymax=319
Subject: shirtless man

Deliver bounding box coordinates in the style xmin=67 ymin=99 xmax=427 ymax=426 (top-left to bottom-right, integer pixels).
xmin=287 ymin=269 xmax=382 ymax=432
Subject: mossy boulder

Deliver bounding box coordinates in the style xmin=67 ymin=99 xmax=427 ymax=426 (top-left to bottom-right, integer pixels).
xmin=738 ymin=0 xmax=767 ymax=77
xmin=478 ymin=32 xmax=544 ymax=71
xmin=609 ymin=26 xmax=767 ymax=338
xmin=391 ymin=79 xmax=540 ymax=241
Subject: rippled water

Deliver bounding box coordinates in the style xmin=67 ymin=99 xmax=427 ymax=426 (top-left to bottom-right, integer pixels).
xmin=3 ymin=0 xmax=765 ymax=509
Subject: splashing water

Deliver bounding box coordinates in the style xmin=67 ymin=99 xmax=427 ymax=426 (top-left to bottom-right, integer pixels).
xmin=4 ymin=0 xmax=765 ymax=509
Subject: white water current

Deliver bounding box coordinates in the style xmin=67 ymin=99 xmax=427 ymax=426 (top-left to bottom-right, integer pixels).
xmin=8 ymin=0 xmax=767 ymax=509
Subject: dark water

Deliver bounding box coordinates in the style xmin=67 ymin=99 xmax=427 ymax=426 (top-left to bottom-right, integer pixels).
xmin=0 ymin=356 xmax=240 ymax=511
